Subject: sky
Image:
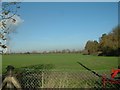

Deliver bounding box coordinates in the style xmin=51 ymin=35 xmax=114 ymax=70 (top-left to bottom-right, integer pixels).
xmin=8 ymin=2 xmax=118 ymax=52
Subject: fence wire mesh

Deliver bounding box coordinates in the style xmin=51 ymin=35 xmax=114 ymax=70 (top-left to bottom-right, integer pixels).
xmin=6 ymin=69 xmax=118 ymax=89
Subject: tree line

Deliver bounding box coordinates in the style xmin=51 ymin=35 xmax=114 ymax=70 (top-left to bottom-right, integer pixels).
xmin=5 ymin=49 xmax=82 ymax=55
xmin=84 ymin=26 xmax=120 ymax=56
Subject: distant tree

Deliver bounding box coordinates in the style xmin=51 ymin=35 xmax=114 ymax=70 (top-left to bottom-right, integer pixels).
xmin=72 ymin=49 xmax=76 ymax=53
xmin=85 ymin=40 xmax=99 ymax=55
xmin=43 ymin=51 xmax=47 ymax=54
xmin=31 ymin=50 xmax=38 ymax=54
xmin=62 ymin=49 xmax=66 ymax=53
xmin=99 ymin=26 xmax=120 ymax=56
xmin=82 ymin=49 xmax=89 ymax=55
xmin=66 ymin=49 xmax=70 ymax=53
xmin=26 ymin=52 xmax=30 ymax=54
xmin=84 ymin=26 xmax=120 ymax=56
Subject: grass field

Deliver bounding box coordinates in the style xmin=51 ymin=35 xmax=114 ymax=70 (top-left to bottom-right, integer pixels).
xmin=2 ymin=53 xmax=118 ymax=73
xmin=1 ymin=53 xmax=119 ymax=88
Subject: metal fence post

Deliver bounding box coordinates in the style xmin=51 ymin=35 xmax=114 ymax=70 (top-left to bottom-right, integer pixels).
xmin=41 ymin=70 xmax=44 ymax=88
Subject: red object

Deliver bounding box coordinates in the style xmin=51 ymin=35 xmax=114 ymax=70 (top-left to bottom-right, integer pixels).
xmin=111 ymin=69 xmax=120 ymax=78
xmin=102 ymin=69 xmax=120 ymax=88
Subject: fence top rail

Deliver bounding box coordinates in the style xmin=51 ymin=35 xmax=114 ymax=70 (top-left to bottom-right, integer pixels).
xmin=14 ymin=68 xmax=112 ymax=72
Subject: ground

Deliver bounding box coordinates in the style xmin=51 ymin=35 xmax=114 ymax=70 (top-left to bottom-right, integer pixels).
xmin=1 ymin=53 xmax=119 ymax=88
xmin=2 ymin=53 xmax=118 ymax=73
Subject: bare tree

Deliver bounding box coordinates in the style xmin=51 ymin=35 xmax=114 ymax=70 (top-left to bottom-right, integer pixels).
xmin=0 ymin=1 xmax=22 ymax=54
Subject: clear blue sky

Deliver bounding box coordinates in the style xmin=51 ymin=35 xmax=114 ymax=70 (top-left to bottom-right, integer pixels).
xmin=10 ymin=2 xmax=118 ymax=52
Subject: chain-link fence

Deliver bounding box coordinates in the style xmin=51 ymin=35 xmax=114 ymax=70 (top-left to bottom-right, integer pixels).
xmin=8 ymin=69 xmax=118 ymax=89
xmin=1 ymin=64 xmax=120 ymax=89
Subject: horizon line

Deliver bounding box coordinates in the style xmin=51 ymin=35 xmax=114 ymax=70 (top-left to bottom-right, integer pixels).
xmin=2 ymin=0 xmax=120 ymax=2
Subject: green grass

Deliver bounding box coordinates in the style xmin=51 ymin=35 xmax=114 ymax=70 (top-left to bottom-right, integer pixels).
xmin=2 ymin=53 xmax=118 ymax=73
xmin=1 ymin=53 xmax=119 ymax=88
